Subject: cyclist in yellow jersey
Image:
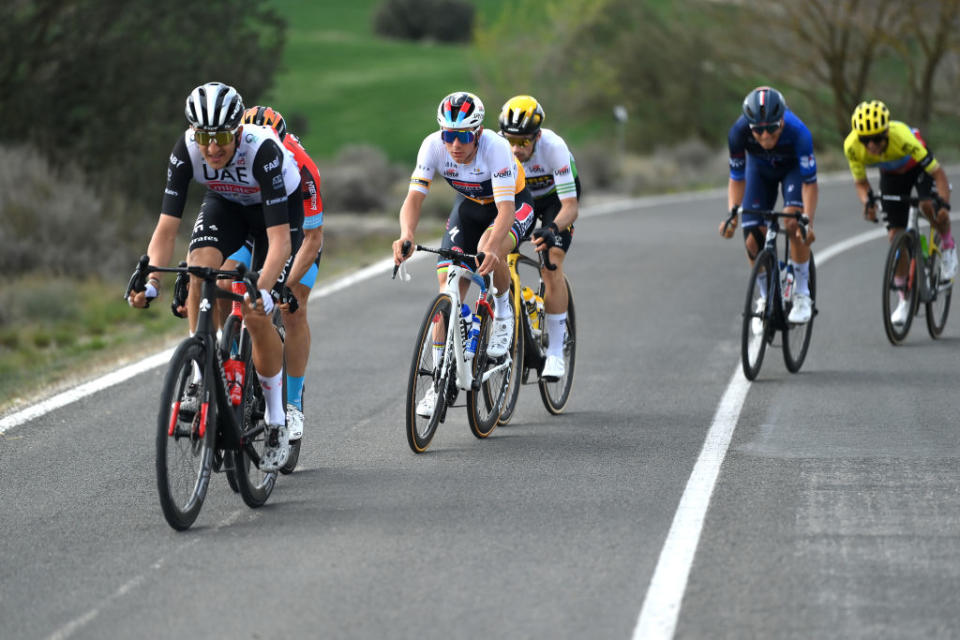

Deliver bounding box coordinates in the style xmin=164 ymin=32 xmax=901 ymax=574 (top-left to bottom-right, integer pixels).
xmin=844 ymin=100 xmax=956 ymax=326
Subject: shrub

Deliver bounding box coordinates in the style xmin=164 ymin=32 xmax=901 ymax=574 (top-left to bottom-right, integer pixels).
xmin=318 ymin=145 xmax=406 ymax=214
xmin=373 ymin=0 xmax=474 ymax=43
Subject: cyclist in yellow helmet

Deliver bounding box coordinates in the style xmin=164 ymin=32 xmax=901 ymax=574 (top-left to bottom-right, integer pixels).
xmin=498 ymin=95 xmax=580 ymax=380
xmin=844 ymin=100 xmax=955 ymax=326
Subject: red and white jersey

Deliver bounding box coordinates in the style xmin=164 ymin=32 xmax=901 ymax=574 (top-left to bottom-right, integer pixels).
xmin=409 ymin=129 xmax=525 ymax=205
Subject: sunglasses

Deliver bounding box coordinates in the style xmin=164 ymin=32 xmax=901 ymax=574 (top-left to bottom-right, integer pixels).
xmin=505 ymin=135 xmax=535 ymax=148
xmin=194 ymin=128 xmax=238 ymax=146
xmin=750 ymin=122 xmax=781 ymax=134
xmin=440 ymin=129 xmax=478 ymax=144
xmin=859 ymin=133 xmax=887 ymax=145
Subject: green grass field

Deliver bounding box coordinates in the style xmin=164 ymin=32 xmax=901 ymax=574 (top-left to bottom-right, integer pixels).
xmin=264 ymin=0 xmax=509 ymax=163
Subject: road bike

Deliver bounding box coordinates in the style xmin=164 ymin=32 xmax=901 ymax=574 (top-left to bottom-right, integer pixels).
xmin=127 ymin=255 xmax=284 ymax=530
xmin=876 ymin=195 xmax=953 ymax=344
xmin=394 ymin=244 xmax=514 ymax=453
xmin=497 ymin=243 xmax=576 ymax=424
xmin=726 ymin=210 xmax=816 ymax=380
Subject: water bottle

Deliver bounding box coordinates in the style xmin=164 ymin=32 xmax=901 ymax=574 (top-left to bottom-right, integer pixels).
xmin=465 ymin=312 xmax=480 ymax=359
xmin=460 ymin=304 xmax=471 ymax=343
xmin=522 ymin=286 xmax=540 ymax=335
xmin=224 ymin=359 xmax=245 ymax=406
xmin=783 ymin=264 xmax=794 ymax=301
xmin=920 ymin=235 xmax=930 ymax=259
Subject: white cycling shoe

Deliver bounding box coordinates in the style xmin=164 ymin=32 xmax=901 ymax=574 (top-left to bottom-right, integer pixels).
xmin=416 ymin=386 xmax=437 ymax=418
xmin=542 ymin=355 xmax=565 ymax=381
xmin=940 ymin=247 xmax=958 ymax=281
xmin=787 ymin=293 xmax=813 ymax=324
xmin=286 ymin=404 xmax=304 ymax=441
xmin=486 ymin=314 xmax=514 ymax=358
xmin=891 ymin=297 xmax=911 ymax=326
xmin=751 ymin=297 xmax=766 ymax=335
xmin=260 ymin=423 xmax=290 ymax=472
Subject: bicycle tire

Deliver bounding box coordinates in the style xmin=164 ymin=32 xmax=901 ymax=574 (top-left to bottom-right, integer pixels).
xmin=156 ymin=338 xmax=214 ymax=531
xmin=220 ymin=315 xmax=276 ymax=508
xmin=925 ymin=252 xmax=952 ymax=338
xmin=882 ymin=230 xmax=919 ymax=345
xmin=495 ymin=283 xmax=524 ymax=426
xmin=783 ymin=253 xmax=816 ymax=373
xmin=538 ymin=277 xmax=576 ymax=414
xmin=406 ymin=294 xmax=452 ymax=453
xmin=467 ymin=309 xmax=503 ymax=438
xmin=741 ymin=250 xmax=776 ymax=381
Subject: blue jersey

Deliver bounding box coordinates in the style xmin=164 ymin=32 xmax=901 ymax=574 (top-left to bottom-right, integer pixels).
xmin=728 ymin=109 xmax=817 ymax=183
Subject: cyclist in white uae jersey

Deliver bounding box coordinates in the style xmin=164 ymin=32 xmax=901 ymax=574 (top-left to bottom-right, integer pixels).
xmin=392 ymin=91 xmax=535 ymax=417
xmin=499 ymin=95 xmax=580 ymax=380
xmin=128 ymin=82 xmax=300 ymax=471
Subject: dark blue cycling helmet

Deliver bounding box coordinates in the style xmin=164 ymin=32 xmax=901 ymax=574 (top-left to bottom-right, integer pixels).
xmin=742 ymin=87 xmax=786 ymax=125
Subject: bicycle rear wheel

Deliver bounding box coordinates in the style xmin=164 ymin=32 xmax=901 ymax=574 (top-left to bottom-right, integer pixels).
xmin=741 ymin=250 xmax=776 ymax=381
xmin=495 ymin=285 xmax=524 ymax=426
xmin=882 ymin=230 xmax=919 ymax=345
xmin=220 ymin=316 xmax=276 ymax=508
xmin=783 ymin=253 xmax=816 ymax=373
xmin=406 ymin=294 xmax=452 ymax=453
xmin=925 ymin=252 xmax=952 ymax=338
xmin=156 ymin=338 xmax=214 ymax=531
xmin=538 ymin=277 xmax=576 ymax=414
xmin=468 ymin=309 xmax=506 ymax=438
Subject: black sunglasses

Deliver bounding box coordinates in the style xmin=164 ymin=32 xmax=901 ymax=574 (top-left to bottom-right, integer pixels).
xmin=858 ymin=133 xmax=887 ymax=145
xmin=750 ymin=122 xmax=781 ymax=134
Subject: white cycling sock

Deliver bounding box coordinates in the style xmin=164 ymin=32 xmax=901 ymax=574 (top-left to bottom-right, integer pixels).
xmin=258 ymin=371 xmax=286 ymax=426
xmin=432 ymin=341 xmax=444 ymax=369
xmin=495 ymin=291 xmax=512 ymax=319
xmin=758 ymin=272 xmax=768 ymax=300
xmin=546 ymin=312 xmax=567 ymax=358
xmin=791 ymin=259 xmax=810 ymax=296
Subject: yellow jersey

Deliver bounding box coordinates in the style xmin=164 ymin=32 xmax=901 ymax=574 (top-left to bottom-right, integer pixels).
xmin=843 ymin=120 xmax=938 ymax=180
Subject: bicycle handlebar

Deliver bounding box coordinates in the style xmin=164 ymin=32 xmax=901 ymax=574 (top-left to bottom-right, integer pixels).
xmin=125 ymin=255 xmax=262 ymax=307
xmin=737 ymin=209 xmax=810 ymax=241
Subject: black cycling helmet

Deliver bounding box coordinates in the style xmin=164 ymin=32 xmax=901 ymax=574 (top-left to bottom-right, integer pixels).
xmin=742 ymin=86 xmax=786 ymax=125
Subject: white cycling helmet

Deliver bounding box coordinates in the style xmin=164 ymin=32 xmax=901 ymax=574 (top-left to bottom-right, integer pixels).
xmin=185 ymin=82 xmax=244 ymax=130
xmin=436 ymin=92 xmax=485 ymax=130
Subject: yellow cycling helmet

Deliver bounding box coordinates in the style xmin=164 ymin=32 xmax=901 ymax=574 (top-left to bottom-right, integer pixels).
xmin=498 ymin=95 xmax=545 ymax=136
xmin=851 ymin=100 xmax=890 ymax=137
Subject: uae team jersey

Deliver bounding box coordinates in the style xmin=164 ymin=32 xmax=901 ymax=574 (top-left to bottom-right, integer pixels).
xmin=518 ymin=128 xmax=578 ymax=200
xmin=161 ymin=124 xmax=301 ymax=227
xmin=409 ymin=129 xmax=525 ymax=205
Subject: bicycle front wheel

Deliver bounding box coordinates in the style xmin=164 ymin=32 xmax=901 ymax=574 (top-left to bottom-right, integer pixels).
xmin=741 ymin=250 xmax=776 ymax=381
xmin=156 ymin=338 xmax=214 ymax=531
xmin=925 ymin=253 xmax=952 ymax=338
xmin=467 ymin=310 xmax=505 ymax=438
xmin=882 ymin=230 xmax=919 ymax=345
xmin=538 ymin=277 xmax=576 ymax=415
xmin=220 ymin=316 xmax=276 ymax=508
xmin=783 ymin=253 xmax=816 ymax=373
xmin=406 ymin=294 xmax=452 ymax=453
xmin=495 ymin=285 xmax=524 ymax=426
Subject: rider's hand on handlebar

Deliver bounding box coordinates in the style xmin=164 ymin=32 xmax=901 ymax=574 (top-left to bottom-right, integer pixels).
xmin=532 ymin=223 xmax=559 ymax=252
xmin=475 ymin=250 xmax=500 ymax=276
xmin=720 ymin=206 xmax=739 ymax=238
xmin=393 ymin=236 xmax=414 ymax=265
xmin=798 ymin=223 xmax=816 ymax=246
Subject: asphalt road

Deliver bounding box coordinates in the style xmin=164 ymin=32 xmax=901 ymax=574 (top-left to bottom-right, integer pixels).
xmin=2 ymin=179 xmax=959 ymax=640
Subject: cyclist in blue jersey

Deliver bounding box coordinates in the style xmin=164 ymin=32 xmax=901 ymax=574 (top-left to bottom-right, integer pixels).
xmin=720 ymin=86 xmax=819 ymax=324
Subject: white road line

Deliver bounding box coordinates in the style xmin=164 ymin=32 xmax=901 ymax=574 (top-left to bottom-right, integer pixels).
xmin=632 ymin=223 xmax=904 ymax=639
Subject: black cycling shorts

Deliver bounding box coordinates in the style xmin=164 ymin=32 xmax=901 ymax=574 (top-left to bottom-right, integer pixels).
xmin=531 ymin=183 xmax=579 ymax=254
xmin=880 ymin=164 xmax=936 ymax=230
xmin=438 ymin=189 xmax=536 ymax=269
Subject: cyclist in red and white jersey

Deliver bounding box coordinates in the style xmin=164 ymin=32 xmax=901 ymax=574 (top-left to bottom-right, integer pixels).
xmin=498 ymin=95 xmax=580 ymax=380
xmin=220 ymin=105 xmax=324 ymax=445
xmin=128 ymin=82 xmax=300 ymax=470
xmin=392 ymin=91 xmax=535 ymax=417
